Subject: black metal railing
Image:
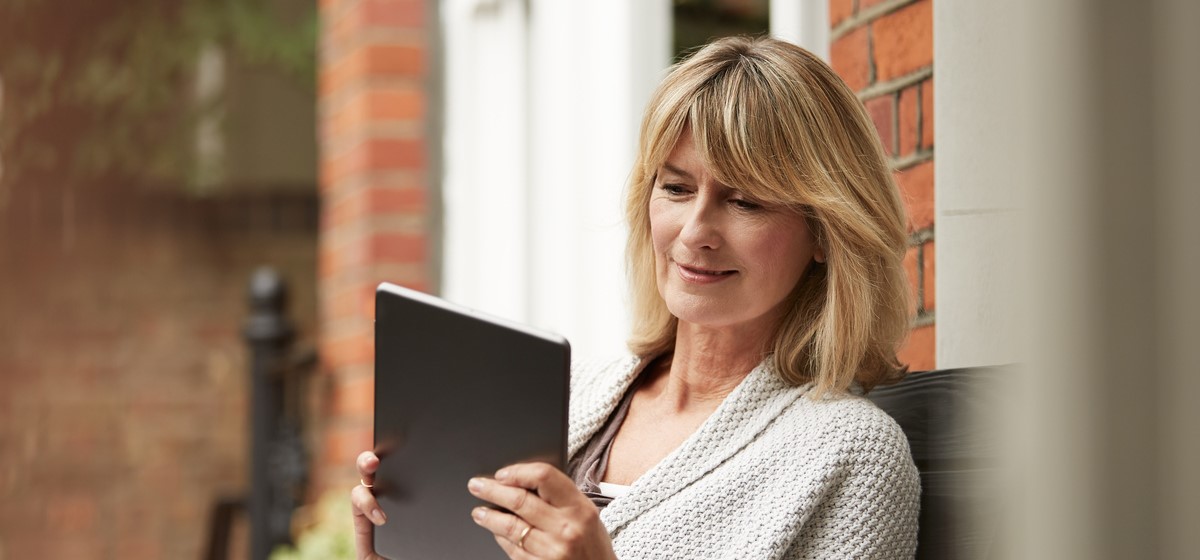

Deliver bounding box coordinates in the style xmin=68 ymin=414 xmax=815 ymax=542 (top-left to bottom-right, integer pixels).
xmin=205 ymin=267 xmax=315 ymax=560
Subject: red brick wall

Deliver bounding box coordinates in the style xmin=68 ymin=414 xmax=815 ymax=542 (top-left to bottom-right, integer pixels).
xmin=0 ymin=186 xmax=318 ymax=559
xmin=315 ymin=0 xmax=435 ymax=494
xmin=830 ymin=0 xmax=935 ymax=370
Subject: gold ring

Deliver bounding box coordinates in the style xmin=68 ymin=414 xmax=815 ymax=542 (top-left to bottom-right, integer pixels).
xmin=516 ymin=525 xmax=532 ymax=549
xmin=360 ymin=478 xmax=374 ymax=489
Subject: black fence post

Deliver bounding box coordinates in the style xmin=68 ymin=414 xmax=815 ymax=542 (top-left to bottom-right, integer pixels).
xmin=243 ymin=268 xmax=294 ymax=560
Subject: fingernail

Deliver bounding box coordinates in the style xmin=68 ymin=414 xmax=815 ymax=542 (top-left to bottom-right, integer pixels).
xmin=468 ymin=478 xmax=484 ymax=492
xmin=371 ymin=509 xmax=386 ymax=526
xmin=495 ymin=469 xmax=509 ymax=481
xmin=472 ymin=507 xmax=487 ymax=522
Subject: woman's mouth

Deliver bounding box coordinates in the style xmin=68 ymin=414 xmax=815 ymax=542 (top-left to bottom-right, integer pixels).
xmin=676 ymin=263 xmax=737 ymax=284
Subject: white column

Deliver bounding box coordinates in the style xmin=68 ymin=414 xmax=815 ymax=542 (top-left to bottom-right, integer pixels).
xmin=441 ymin=0 xmax=530 ymax=321
xmin=936 ymin=0 xmax=1200 ymax=557
xmin=441 ymin=0 xmax=671 ymax=356
xmin=770 ymin=0 xmax=830 ymax=61
xmin=933 ymin=1 xmax=1029 ymax=369
xmin=524 ymin=0 xmax=671 ymax=357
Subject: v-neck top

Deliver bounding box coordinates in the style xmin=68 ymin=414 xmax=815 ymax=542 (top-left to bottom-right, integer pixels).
xmin=563 ymin=355 xmax=919 ymax=558
xmin=566 ymin=371 xmax=641 ymax=509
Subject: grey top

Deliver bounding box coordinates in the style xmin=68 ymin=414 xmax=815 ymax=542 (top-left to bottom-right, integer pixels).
xmin=567 ymin=373 xmax=642 ymax=509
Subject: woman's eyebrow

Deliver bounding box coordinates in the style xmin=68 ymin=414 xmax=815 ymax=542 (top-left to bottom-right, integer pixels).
xmin=660 ymin=163 xmax=694 ymax=181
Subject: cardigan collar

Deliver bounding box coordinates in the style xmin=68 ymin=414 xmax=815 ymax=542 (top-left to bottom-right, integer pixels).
xmin=573 ymin=354 xmax=812 ymax=535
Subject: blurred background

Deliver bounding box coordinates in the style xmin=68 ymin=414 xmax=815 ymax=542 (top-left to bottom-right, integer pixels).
xmin=1 ymin=0 xmax=1197 ymax=559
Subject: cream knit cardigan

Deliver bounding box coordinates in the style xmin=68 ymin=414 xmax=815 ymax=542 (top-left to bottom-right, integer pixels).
xmin=569 ymin=355 xmax=920 ymax=560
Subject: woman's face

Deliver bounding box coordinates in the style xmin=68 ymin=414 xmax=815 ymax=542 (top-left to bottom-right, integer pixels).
xmin=649 ymin=133 xmax=822 ymax=334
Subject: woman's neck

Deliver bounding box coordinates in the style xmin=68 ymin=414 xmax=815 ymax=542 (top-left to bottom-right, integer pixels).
xmin=647 ymin=320 xmax=773 ymax=413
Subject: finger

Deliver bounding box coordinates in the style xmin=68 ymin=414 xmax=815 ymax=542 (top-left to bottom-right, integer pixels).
xmin=494 ymin=462 xmax=585 ymax=508
xmin=357 ymin=451 xmax=380 ymax=486
xmin=472 ymin=507 xmax=539 ymax=559
xmin=494 ymin=534 xmax=539 ymax=560
xmin=350 ymin=485 xmax=384 ymax=560
xmin=351 ymin=483 xmax=387 ymax=526
xmin=467 ymin=477 xmax=554 ymax=527
xmin=353 ymin=511 xmax=378 ymax=560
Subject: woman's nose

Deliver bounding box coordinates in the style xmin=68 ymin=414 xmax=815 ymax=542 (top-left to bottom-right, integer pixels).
xmin=678 ymin=199 xmax=722 ymax=250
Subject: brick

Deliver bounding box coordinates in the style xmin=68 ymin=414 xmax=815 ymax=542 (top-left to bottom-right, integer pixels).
xmin=321 ymin=43 xmax=426 ymax=96
xmin=319 ymin=157 xmax=340 ymax=192
xmin=370 ymin=185 xmax=426 ymax=215
xmin=893 ymin=160 xmax=934 ymax=230
xmin=860 ymin=0 xmax=891 ymax=9
xmin=319 ymin=239 xmax=357 ymax=278
xmin=12 ymin=538 xmax=94 ymax=559
xmin=320 ymin=326 xmax=375 ymax=367
xmin=44 ymin=495 xmax=97 ymax=532
xmin=898 ymin=324 xmax=935 ymax=372
xmin=325 ymin=10 xmax=359 ymax=54
xmin=322 ymin=424 xmax=374 ymax=464
xmin=829 ymin=0 xmax=854 ymax=27
xmin=830 ymin=26 xmax=870 ymax=92
xmin=864 ymin=95 xmax=895 ymax=156
xmin=369 ymin=88 xmax=425 ymax=121
xmin=366 ymin=43 xmax=423 ymax=74
xmin=898 ymin=85 xmax=919 ymax=156
xmin=323 ymin=138 xmax=426 ymax=186
xmin=362 ymin=0 xmax=426 ymax=28
xmin=369 ymin=232 xmax=427 ymax=264
xmin=923 ymin=240 xmax=936 ymax=311
xmin=325 ymin=280 xmax=378 ymax=322
xmin=330 ymin=371 xmax=375 ymax=417
xmin=317 ymin=241 xmax=342 ymax=279
xmin=325 ymin=86 xmax=425 ymax=141
xmin=871 ymin=0 xmax=932 ymax=82
xmin=921 ymin=77 xmax=934 ymax=149
xmin=326 ymin=185 xmax=426 ymax=230
xmin=114 ymin=536 xmax=164 ymax=560
xmin=368 ymin=138 xmax=426 ymax=171
xmin=320 ymin=232 xmax=426 ymax=279
xmin=326 ymin=0 xmax=425 ymax=52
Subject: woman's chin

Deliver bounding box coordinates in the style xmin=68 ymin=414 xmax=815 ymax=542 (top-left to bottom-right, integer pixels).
xmin=668 ymin=304 xmax=747 ymax=331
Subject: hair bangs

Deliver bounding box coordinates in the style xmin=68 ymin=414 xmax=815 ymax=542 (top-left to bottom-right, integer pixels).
xmin=685 ymin=62 xmax=816 ymax=210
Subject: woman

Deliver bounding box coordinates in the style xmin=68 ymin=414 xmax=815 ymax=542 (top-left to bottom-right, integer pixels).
xmin=352 ymin=36 xmax=919 ymax=559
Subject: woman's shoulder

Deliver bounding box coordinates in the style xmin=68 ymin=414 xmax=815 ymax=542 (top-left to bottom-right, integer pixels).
xmin=569 ymin=353 xmax=640 ymax=393
xmin=566 ymin=353 xmax=645 ymax=458
xmin=774 ymin=390 xmax=914 ymax=463
xmin=570 ymin=353 xmax=641 ymax=380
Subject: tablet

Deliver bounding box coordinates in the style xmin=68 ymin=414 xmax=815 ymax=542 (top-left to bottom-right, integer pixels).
xmin=372 ymin=282 xmax=570 ymax=559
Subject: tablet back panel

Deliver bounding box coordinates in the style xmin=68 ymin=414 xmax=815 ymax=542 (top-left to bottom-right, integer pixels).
xmin=373 ymin=283 xmax=569 ymax=560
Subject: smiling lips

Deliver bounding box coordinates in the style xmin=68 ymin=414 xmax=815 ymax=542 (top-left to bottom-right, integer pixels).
xmin=675 ymin=262 xmax=737 ymax=284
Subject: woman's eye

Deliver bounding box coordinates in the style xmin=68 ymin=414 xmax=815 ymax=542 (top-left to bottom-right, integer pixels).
xmin=731 ymin=198 xmax=762 ymax=211
xmin=661 ymin=184 xmax=689 ymax=196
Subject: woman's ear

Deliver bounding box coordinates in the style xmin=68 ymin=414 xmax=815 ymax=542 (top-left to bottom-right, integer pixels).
xmin=814 ymin=247 xmax=827 ymax=264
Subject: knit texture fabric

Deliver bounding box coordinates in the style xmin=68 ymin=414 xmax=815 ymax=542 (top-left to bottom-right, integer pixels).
xmin=568 ymin=355 xmax=920 ymax=560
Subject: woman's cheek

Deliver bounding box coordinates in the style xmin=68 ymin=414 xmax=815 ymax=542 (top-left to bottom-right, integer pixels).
xmin=648 ymin=200 xmax=676 ymax=255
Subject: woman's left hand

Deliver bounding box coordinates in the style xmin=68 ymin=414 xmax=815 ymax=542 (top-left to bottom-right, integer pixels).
xmin=467 ymin=462 xmax=617 ymax=560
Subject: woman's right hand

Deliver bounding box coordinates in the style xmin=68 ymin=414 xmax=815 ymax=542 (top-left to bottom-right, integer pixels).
xmin=350 ymin=451 xmax=388 ymax=560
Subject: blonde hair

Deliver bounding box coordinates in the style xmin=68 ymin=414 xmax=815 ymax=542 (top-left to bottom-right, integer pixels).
xmin=625 ymin=36 xmax=911 ymax=395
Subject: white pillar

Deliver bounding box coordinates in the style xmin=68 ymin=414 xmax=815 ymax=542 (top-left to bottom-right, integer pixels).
xmin=441 ymin=0 xmax=671 ymax=356
xmin=933 ymin=1 xmax=1029 ymax=369
xmin=936 ymin=0 xmax=1200 ymax=557
xmin=770 ymin=0 xmax=830 ymax=61
xmin=524 ymin=0 xmax=670 ymax=356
